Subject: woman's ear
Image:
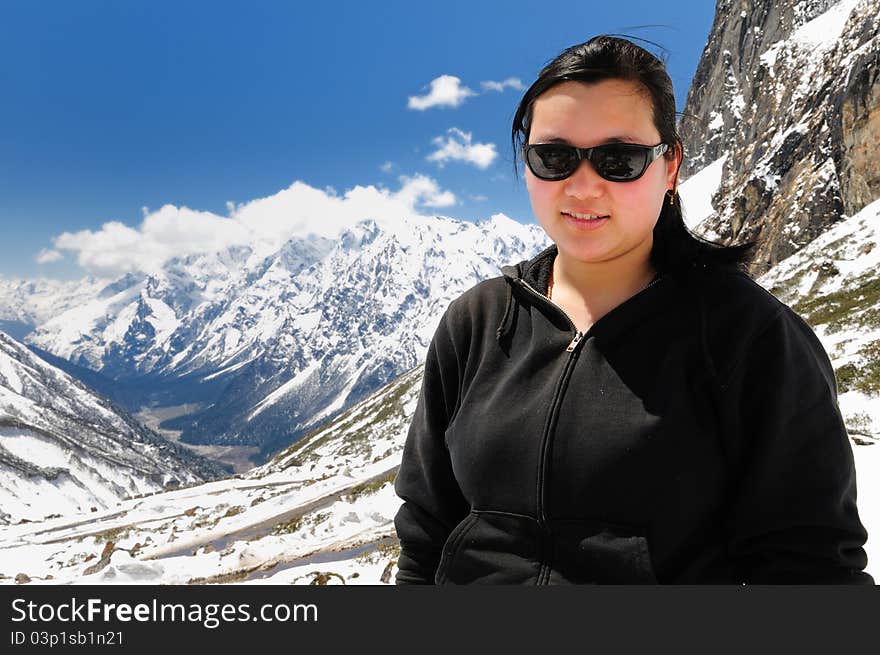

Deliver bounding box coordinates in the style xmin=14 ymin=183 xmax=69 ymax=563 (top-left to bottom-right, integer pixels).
xmin=666 ymin=140 xmax=683 ymax=190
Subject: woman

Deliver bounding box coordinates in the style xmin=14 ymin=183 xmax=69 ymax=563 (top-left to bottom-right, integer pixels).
xmin=393 ymin=35 xmax=872 ymax=584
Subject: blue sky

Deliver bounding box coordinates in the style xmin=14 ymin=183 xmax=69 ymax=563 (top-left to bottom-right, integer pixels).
xmin=0 ymin=0 xmax=718 ymax=280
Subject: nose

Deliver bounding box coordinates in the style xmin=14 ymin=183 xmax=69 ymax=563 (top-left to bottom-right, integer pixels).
xmin=562 ymin=158 xmax=607 ymax=199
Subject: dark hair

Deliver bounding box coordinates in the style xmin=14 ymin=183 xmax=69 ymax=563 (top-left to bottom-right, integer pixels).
xmin=511 ymin=35 xmax=754 ymax=275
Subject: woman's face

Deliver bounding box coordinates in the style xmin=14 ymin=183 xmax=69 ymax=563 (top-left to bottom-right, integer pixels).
xmin=524 ymin=79 xmax=679 ymax=268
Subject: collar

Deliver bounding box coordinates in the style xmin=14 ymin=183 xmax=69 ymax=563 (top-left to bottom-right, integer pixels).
xmin=497 ymin=244 xmax=672 ymax=346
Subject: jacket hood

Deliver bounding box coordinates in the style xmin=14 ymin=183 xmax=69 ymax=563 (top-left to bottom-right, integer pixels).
xmin=497 ymin=244 xmax=558 ymax=345
xmin=500 ymin=243 xmax=558 ymax=291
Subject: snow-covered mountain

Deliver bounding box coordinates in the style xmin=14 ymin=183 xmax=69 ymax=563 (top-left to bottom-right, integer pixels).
xmin=26 ymin=214 xmax=548 ymax=461
xmin=25 ymin=239 xmax=331 ymax=377
xmin=0 ymin=331 xmax=228 ymax=525
xmin=678 ymin=0 xmax=878 ymax=274
xmin=0 ymin=276 xmax=109 ymax=341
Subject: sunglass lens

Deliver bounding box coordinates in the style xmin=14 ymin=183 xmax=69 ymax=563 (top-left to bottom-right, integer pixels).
xmin=592 ymin=145 xmax=648 ymax=181
xmin=527 ymin=145 xmax=577 ymax=179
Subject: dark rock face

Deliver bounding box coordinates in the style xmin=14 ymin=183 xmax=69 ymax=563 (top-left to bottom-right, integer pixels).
xmin=837 ymin=40 xmax=880 ymax=214
xmin=678 ymin=0 xmax=879 ymax=275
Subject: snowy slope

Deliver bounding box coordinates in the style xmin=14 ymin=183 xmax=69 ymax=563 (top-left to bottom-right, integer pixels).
xmin=0 ymin=363 xmax=423 ymax=585
xmin=0 ymin=331 xmax=226 ymax=525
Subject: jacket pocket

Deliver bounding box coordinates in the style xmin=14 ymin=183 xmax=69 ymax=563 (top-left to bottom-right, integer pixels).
xmin=550 ymin=519 xmax=658 ymax=584
xmin=434 ymin=511 xmax=479 ymax=584
xmin=434 ymin=511 xmax=544 ymax=584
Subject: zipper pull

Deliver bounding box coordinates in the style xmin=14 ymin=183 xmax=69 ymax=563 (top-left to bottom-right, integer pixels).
xmin=566 ymin=331 xmax=584 ymax=352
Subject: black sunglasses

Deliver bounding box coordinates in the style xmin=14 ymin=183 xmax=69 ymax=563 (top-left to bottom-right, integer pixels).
xmin=523 ymin=142 xmax=668 ymax=182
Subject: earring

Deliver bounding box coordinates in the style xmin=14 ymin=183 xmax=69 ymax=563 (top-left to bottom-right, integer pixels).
xmin=666 ymin=188 xmax=676 ymax=206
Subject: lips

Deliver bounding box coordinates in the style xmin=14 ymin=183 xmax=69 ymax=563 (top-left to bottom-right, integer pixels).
xmin=562 ymin=210 xmax=610 ymax=220
xmin=561 ymin=210 xmax=610 ymax=231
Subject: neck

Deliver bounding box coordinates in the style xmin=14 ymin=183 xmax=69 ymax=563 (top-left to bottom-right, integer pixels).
xmin=551 ymin=240 xmax=656 ymax=305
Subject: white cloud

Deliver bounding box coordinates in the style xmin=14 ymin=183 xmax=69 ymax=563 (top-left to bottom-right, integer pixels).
xmin=408 ymin=75 xmax=475 ymax=110
xmin=395 ymin=174 xmax=456 ymax=208
xmin=53 ymin=208 xmax=249 ymax=277
xmin=380 ymin=161 xmax=394 ymax=173
xmin=35 ymin=248 xmax=63 ymax=264
xmin=427 ymin=128 xmax=497 ymax=169
xmin=481 ymin=77 xmax=525 ymax=93
xmin=49 ymin=176 xmax=457 ymax=277
xmin=470 ymin=194 xmax=488 ymax=202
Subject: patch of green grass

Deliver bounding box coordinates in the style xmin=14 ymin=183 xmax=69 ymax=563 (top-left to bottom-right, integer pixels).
xmin=278 ymin=419 xmax=349 ymax=464
xmin=190 ymin=516 xmax=218 ymax=530
xmin=836 ymin=363 xmax=859 ymax=393
xmin=273 ymin=515 xmax=304 ymax=535
xmin=93 ymin=526 xmax=129 ymax=543
xmin=342 ymin=469 xmax=397 ymax=503
xmin=847 ymin=412 xmax=872 ymax=432
xmin=845 ymin=307 xmax=880 ymax=333
xmin=794 ymin=276 xmax=880 ymax=333
xmin=846 ymin=411 xmax=875 ymax=445
xmin=307 ymin=511 xmax=330 ymax=526
xmin=337 ymin=383 xmax=413 ymax=458
xmin=769 ymin=284 xmax=788 ymax=299
xmin=375 ymin=541 xmax=400 ymax=559
xmin=286 ymin=370 xmax=421 ymax=462
xmin=834 ymin=340 xmax=880 ymax=395
xmin=273 ymin=510 xmax=331 ymax=537
xmin=355 ymin=541 xmax=401 ymax=565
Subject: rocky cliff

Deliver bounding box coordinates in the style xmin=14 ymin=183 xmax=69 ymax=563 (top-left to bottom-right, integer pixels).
xmin=678 ymin=0 xmax=879 ymax=274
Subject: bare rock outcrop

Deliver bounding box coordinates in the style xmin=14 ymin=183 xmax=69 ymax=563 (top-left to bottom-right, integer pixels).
xmin=678 ymin=0 xmax=879 ymax=274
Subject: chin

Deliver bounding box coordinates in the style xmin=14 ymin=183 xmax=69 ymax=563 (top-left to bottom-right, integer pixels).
xmin=555 ymin=242 xmax=616 ymax=264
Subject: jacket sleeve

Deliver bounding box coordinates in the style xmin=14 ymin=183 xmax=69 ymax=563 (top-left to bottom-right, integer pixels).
xmin=720 ymin=306 xmax=872 ymax=584
xmin=393 ymin=307 xmax=470 ymax=584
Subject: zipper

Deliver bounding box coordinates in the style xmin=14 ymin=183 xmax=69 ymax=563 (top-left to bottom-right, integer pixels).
xmin=514 ymin=279 xmax=582 ymax=350
xmin=514 ymin=278 xmax=587 ymax=584
xmin=515 ymin=276 xmax=661 ymax=352
xmin=513 ymin=273 xmax=661 ymax=583
xmin=536 ymin=333 xmax=584 ymax=584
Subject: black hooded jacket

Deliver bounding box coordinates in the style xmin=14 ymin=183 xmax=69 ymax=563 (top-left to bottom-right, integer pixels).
xmin=393 ymin=245 xmax=872 ymax=584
